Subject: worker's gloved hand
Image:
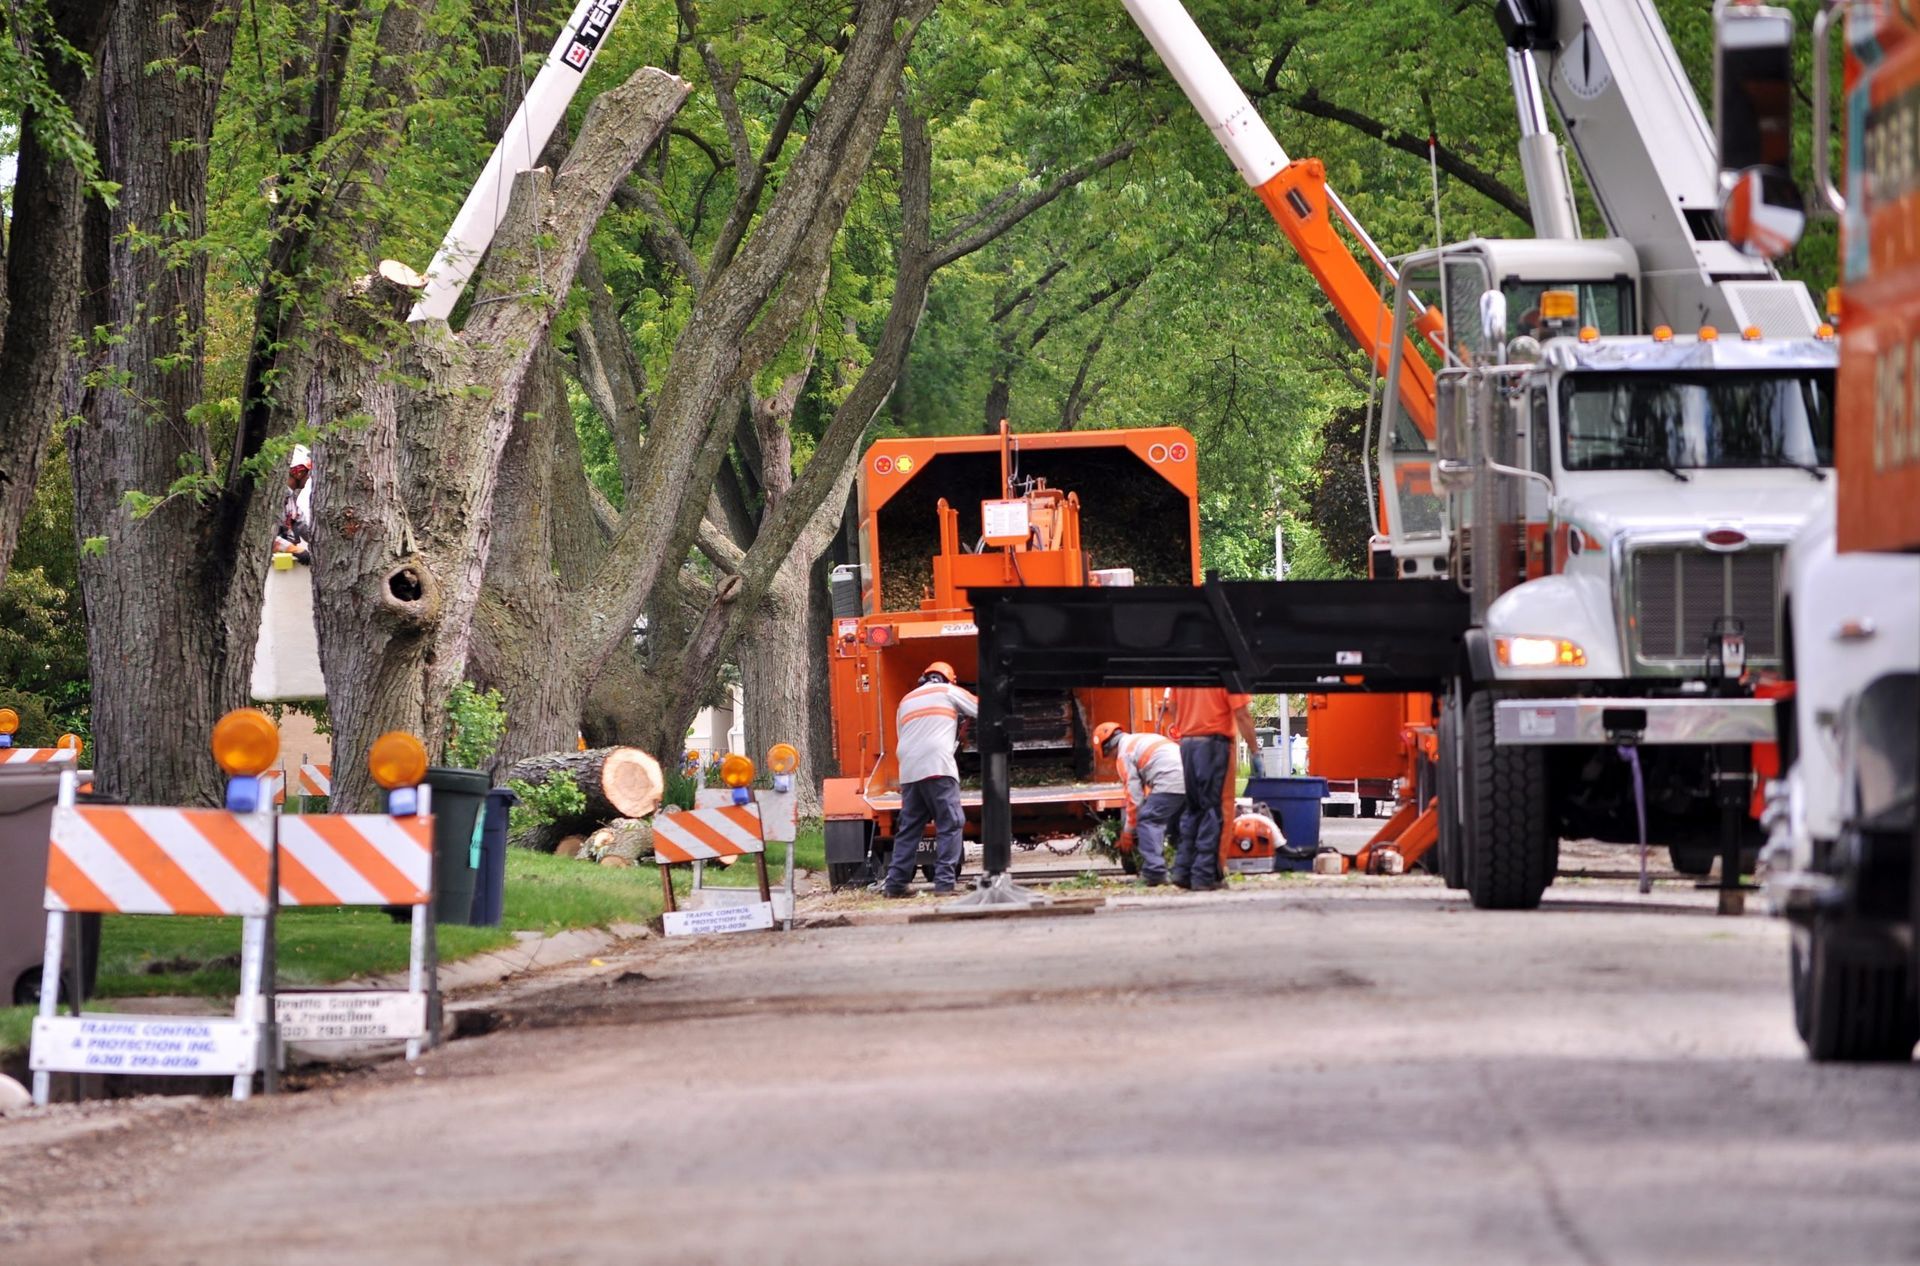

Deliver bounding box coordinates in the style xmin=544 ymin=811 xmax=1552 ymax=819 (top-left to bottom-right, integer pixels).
xmin=1117 ymin=830 xmax=1136 ymax=854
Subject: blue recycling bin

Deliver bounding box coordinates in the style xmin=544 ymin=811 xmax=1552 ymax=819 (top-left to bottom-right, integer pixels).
xmin=468 ymin=786 xmax=517 ymax=927
xmin=1245 ymin=776 xmax=1328 ymax=851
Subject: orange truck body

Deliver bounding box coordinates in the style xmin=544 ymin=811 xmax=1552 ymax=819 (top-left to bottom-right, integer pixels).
xmin=1840 ymin=11 xmax=1920 ymax=554
xmin=824 ymin=427 xmax=1203 ymax=856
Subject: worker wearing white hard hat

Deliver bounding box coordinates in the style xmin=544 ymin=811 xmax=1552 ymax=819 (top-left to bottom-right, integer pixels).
xmin=881 ymin=661 xmax=977 ymax=897
xmin=273 ymin=443 xmax=314 ymax=564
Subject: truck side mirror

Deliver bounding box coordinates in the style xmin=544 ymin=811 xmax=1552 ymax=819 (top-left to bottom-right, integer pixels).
xmin=1714 ymin=4 xmax=1804 ymax=258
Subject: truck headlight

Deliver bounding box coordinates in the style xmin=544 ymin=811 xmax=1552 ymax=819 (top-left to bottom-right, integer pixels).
xmin=1496 ymin=636 xmax=1588 ymax=669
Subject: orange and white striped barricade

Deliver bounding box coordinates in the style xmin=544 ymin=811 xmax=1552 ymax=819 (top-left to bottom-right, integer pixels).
xmin=654 ymin=799 xmax=778 ymax=936
xmin=30 ymin=769 xmax=277 ymax=1105
xmin=684 ymin=786 xmax=801 ymax=930
xmin=272 ymin=788 xmax=438 ymax=1061
xmin=0 ymin=746 xmax=79 ymax=766
xmin=270 ymin=763 xmax=333 ymax=809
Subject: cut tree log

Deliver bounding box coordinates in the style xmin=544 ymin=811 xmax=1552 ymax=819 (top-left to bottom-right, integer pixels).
xmin=585 ymin=818 xmax=654 ymax=862
xmin=505 ymin=746 xmax=663 ymax=822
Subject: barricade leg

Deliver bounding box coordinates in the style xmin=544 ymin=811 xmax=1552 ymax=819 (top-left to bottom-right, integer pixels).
xmin=755 ymin=851 xmax=772 ymax=905
xmin=235 ymin=914 xmax=270 ymax=1101
xmin=407 ymin=902 xmax=429 ymax=1060
xmin=782 ymin=834 xmax=795 ymax=932
xmin=31 ymin=913 xmax=64 ymax=1107
xmin=658 ymin=862 xmax=677 ymax=913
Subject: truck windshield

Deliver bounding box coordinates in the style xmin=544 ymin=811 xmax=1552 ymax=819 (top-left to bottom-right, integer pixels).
xmin=1559 ymin=372 xmax=1833 ymax=472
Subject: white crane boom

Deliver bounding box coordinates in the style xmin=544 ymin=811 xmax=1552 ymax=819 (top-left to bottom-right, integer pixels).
xmin=409 ymin=0 xmax=629 ymax=324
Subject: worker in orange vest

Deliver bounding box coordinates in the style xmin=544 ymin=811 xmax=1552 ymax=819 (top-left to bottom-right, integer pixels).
xmin=1094 ymin=722 xmax=1181 ymax=886
xmin=883 ymin=661 xmax=977 ymax=897
xmin=1162 ymin=686 xmax=1256 ymax=890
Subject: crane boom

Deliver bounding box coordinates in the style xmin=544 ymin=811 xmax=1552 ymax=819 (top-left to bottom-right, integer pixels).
xmin=1497 ymin=0 xmax=1817 ymax=334
xmin=409 ymin=0 xmax=630 ymax=324
xmin=1119 ymin=0 xmax=1441 ymax=438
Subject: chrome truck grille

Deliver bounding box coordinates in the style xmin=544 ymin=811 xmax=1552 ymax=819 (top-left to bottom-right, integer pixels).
xmin=1627 ymin=545 xmax=1782 ymax=672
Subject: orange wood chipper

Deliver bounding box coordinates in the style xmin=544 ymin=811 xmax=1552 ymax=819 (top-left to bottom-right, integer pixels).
xmin=822 ymin=424 xmax=1202 ymax=888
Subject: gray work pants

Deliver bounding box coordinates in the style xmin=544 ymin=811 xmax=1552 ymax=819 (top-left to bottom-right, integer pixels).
xmin=1133 ymin=791 xmax=1183 ymax=881
xmin=1177 ymin=735 xmax=1232 ymax=888
xmin=886 ymin=775 xmax=964 ymax=890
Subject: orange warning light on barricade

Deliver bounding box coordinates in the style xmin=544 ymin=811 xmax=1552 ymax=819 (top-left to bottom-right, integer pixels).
xmin=767 ymin=743 xmax=799 ymax=775
xmin=56 ymin=733 xmax=81 ymax=753
xmin=721 ymin=754 xmax=756 ymax=788
xmin=368 ymin=732 xmax=428 ymax=790
xmin=0 ymin=708 xmax=18 ymax=737
xmin=212 ymin=708 xmax=280 ymax=776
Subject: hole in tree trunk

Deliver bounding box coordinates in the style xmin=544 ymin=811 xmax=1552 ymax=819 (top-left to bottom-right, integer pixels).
xmin=389 ymin=568 xmax=425 ymax=603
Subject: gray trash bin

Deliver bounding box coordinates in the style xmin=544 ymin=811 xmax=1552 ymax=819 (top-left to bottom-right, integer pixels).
xmin=1 ymin=766 xmax=98 ymax=1005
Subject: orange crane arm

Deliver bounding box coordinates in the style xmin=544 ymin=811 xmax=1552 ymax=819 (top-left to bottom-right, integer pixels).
xmin=1254 ymin=160 xmax=1441 ymax=440
xmin=1120 ymin=0 xmax=1442 ymax=441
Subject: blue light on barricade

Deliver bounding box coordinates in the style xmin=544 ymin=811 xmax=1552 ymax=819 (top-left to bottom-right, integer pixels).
xmin=225 ymin=775 xmax=262 ymax=813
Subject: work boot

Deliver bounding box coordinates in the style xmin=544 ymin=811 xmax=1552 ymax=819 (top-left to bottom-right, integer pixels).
xmin=882 ymin=886 xmax=911 ymax=899
xmin=1139 ymin=875 xmax=1167 ymax=888
xmin=932 ymin=885 xmax=955 ymax=895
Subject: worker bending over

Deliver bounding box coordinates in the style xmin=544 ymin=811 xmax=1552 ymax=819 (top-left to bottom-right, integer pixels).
xmin=1095 ymin=723 xmax=1181 ymax=886
xmin=883 ymin=661 xmax=978 ymax=897
xmin=1163 ymin=686 xmax=1256 ymax=890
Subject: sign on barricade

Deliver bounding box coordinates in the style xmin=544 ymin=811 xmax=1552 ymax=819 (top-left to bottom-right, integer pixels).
xmin=30 ymin=769 xmax=276 ymax=1105
xmin=274 ymin=798 xmax=438 ymax=1060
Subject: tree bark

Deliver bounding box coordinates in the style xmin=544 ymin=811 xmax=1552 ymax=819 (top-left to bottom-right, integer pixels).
xmin=71 ymin=2 xmax=243 ymax=807
xmin=0 ymin=0 xmax=116 ymax=591
xmin=504 ymin=746 xmax=664 ymax=821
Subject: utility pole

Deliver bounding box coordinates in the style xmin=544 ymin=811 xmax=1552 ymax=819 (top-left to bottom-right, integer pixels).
xmin=1274 ymin=516 xmax=1291 ymax=774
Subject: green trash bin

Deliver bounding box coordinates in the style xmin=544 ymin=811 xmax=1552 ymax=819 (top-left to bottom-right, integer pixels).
xmin=426 ymin=766 xmax=490 ymax=925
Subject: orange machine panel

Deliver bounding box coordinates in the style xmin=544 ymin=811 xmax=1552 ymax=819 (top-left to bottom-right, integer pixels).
xmin=1306 ymin=693 xmax=1432 ymax=783
xmin=1839 ymin=17 xmax=1920 ymax=554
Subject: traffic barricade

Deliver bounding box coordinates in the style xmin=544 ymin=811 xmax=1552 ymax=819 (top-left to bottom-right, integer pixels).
xmin=657 ymin=745 xmax=802 ymax=934
xmin=29 ymin=760 xmax=277 ymax=1106
xmin=273 ymin=734 xmax=438 ymax=1062
xmin=270 ymin=763 xmax=333 ymax=808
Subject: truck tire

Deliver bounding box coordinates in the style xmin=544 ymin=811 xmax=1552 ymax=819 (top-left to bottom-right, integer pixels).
xmin=1791 ymin=922 xmax=1919 ymax=1061
xmin=1668 ymin=846 xmax=1714 ymax=877
xmin=1463 ymin=691 xmax=1555 ymax=910
xmin=1435 ymin=698 xmax=1466 ymax=889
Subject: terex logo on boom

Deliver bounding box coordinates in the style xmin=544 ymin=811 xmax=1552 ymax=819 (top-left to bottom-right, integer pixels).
xmin=562 ymin=0 xmax=624 ymax=71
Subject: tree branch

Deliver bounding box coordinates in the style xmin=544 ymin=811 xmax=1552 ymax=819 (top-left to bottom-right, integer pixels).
xmin=931 ymin=138 xmax=1139 ymax=269
xmin=1281 ymin=87 xmax=1532 ymax=226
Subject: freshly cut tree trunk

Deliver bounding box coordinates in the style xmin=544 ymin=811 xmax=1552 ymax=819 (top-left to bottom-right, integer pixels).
xmin=586 ymin=818 xmax=654 ymax=862
xmin=505 ymin=747 xmax=663 ymax=822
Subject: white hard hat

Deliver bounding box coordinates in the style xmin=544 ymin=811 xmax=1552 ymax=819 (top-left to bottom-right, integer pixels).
xmin=289 ymin=444 xmax=312 ymax=469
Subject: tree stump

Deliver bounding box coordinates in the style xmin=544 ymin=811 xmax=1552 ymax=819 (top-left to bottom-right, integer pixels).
xmin=505 ymin=746 xmax=663 ymax=821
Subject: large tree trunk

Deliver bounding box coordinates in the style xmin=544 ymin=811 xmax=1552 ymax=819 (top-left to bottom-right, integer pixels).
xmin=72 ymin=2 xmax=243 ymax=807
xmin=0 ymin=0 xmax=116 ymax=590
xmin=310 ymin=68 xmax=688 ymax=811
xmin=738 ymin=497 xmax=843 ymax=816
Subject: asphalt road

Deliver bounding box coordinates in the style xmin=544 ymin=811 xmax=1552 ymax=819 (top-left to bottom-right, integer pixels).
xmin=4 ymin=871 xmax=1919 ymax=1265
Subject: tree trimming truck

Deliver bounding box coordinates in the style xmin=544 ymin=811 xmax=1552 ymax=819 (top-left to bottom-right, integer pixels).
xmin=967 ymin=0 xmax=1835 ymax=911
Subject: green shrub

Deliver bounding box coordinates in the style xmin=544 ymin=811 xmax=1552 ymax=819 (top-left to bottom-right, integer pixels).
xmin=445 ymin=681 xmax=507 ymax=769
xmin=507 ymin=771 xmax=586 ymax=836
